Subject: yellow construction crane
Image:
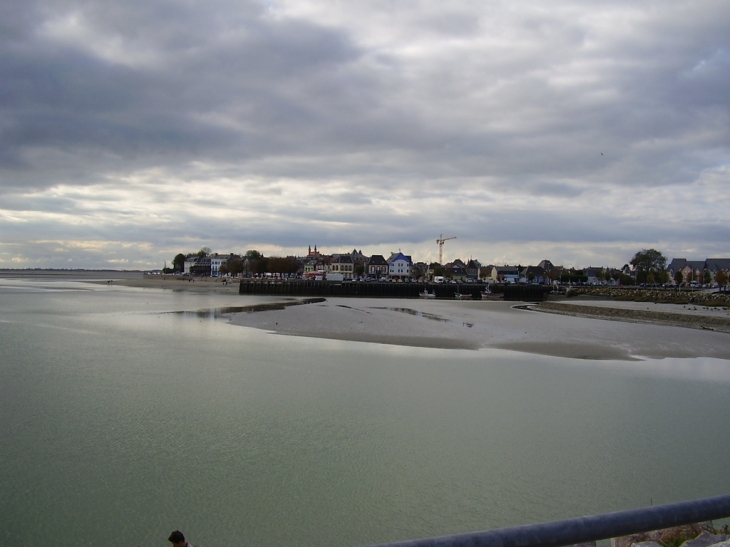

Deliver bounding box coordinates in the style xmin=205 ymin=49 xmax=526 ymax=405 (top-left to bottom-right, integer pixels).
xmin=436 ymin=234 xmax=456 ymax=265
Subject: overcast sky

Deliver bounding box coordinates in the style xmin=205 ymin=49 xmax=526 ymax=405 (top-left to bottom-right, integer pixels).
xmin=1 ymin=0 xmax=729 ymax=269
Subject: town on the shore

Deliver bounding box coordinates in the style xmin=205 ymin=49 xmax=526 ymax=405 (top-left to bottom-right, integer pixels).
xmin=168 ymin=245 xmax=730 ymax=288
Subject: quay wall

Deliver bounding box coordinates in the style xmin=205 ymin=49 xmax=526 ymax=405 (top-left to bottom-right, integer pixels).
xmin=239 ymin=280 xmax=552 ymax=300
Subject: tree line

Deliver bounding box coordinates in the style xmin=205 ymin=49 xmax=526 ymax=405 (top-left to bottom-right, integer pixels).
xmin=630 ymin=248 xmax=727 ymax=286
xmin=166 ymin=249 xmax=300 ymax=276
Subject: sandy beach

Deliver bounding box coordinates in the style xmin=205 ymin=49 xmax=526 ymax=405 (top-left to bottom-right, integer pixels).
xmin=102 ymin=276 xmax=730 ymax=360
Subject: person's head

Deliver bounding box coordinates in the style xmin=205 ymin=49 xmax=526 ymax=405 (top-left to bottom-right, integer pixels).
xmin=168 ymin=531 xmax=186 ymax=546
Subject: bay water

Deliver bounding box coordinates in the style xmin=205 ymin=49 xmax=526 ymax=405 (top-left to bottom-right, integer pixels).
xmin=1 ymin=275 xmax=729 ymax=547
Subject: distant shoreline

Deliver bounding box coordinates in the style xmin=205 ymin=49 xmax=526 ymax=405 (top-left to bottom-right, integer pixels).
xmin=0 ymin=269 xmax=144 ymax=279
xmin=0 ymin=268 xmax=143 ymax=273
xmin=91 ymin=274 xmax=242 ymax=293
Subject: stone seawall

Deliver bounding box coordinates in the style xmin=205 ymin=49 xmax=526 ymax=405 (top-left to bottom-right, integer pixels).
xmin=611 ymin=523 xmax=729 ymax=547
xmin=564 ymin=287 xmax=730 ymax=306
xmin=537 ymin=301 xmax=730 ymax=333
xmin=238 ymin=280 xmax=553 ymax=300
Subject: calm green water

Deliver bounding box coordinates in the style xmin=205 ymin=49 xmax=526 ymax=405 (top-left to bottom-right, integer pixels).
xmin=1 ymin=276 xmax=729 ymax=547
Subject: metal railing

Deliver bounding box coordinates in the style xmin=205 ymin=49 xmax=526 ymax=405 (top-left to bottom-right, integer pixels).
xmin=362 ymin=494 xmax=730 ymax=547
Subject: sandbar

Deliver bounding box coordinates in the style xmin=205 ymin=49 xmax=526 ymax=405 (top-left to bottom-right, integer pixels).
xmin=100 ymin=277 xmax=730 ymax=360
xmin=227 ymin=297 xmax=730 ymax=361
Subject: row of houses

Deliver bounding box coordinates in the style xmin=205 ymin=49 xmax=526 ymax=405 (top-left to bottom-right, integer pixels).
xmin=180 ymin=247 xmax=730 ymax=286
xmin=302 ymin=247 xmax=416 ymax=280
xmin=667 ymin=258 xmax=730 ymax=284
xmin=301 ymin=246 xmax=496 ymax=282
xmin=182 ymin=248 xmax=552 ymax=284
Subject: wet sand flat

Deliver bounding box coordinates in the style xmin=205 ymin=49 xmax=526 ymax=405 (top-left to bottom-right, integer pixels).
xmin=226 ymin=297 xmax=730 ymax=361
xmin=96 ymin=277 xmax=730 ymax=360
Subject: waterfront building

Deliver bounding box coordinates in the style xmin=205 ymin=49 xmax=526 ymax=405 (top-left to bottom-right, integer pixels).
xmin=209 ymin=253 xmax=230 ymax=277
xmin=466 ymin=259 xmax=481 ymax=280
xmin=367 ymin=255 xmax=388 ymax=279
xmin=329 ymin=254 xmax=355 ymax=280
xmin=387 ymin=252 xmax=413 ymax=280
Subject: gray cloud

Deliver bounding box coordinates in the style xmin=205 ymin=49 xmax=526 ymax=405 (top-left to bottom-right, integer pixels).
xmin=1 ymin=0 xmax=728 ymax=268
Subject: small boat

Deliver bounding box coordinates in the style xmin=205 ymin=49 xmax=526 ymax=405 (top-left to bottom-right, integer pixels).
xmin=480 ymin=290 xmax=503 ymax=300
xmin=419 ymin=291 xmax=436 ymax=299
xmin=454 ymin=292 xmax=472 ymax=300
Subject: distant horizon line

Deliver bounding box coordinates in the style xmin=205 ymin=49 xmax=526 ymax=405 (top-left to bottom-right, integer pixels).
xmin=0 ymin=268 xmax=144 ymax=272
